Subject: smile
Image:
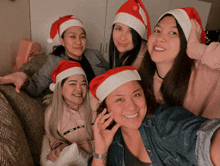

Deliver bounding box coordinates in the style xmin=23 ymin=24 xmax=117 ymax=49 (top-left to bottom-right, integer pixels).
xmin=125 ymin=113 xmax=138 ymax=118
xmin=73 ymin=93 xmax=83 ymax=97
xmin=154 ymin=47 xmax=165 ymax=51
xmin=74 ymin=47 xmax=82 ymax=49
xmin=118 ymin=43 xmax=127 ymax=47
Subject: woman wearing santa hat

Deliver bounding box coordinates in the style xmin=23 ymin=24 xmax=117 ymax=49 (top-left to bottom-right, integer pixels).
xmin=138 ymin=7 xmax=220 ymax=119
xmin=0 ymin=15 xmax=109 ymax=97
xmin=40 ymin=60 xmax=99 ymax=166
xmin=109 ymin=0 xmax=151 ymax=70
xmin=88 ymin=66 xmax=220 ymax=166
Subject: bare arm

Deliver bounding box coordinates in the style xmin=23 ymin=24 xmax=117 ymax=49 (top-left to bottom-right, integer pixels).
xmin=0 ymin=72 xmax=28 ymax=93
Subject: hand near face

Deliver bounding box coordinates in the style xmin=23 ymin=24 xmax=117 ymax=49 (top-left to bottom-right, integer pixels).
xmin=188 ymin=19 xmax=202 ymax=43
xmin=0 ymin=72 xmax=28 ymax=93
xmin=187 ymin=19 xmax=203 ymax=59
xmin=94 ymin=109 xmax=121 ymax=154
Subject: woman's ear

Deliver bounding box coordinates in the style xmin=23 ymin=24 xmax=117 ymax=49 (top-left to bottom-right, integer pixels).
xmin=59 ymin=36 xmax=65 ymax=47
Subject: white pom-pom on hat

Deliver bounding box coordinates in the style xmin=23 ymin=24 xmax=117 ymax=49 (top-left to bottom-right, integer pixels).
xmin=47 ymin=38 xmax=54 ymax=43
xmin=49 ymin=83 xmax=56 ymax=91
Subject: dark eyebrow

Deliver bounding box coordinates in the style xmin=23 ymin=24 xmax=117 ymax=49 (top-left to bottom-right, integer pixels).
xmin=68 ymin=32 xmax=86 ymax=35
xmin=155 ymin=24 xmax=161 ymax=28
xmin=115 ymin=24 xmax=121 ymax=28
xmin=68 ymin=79 xmax=86 ymax=82
xmin=68 ymin=80 xmax=77 ymax=82
xmin=114 ymin=88 xmax=142 ymax=97
xmin=133 ymin=88 xmax=142 ymax=94
xmin=154 ymin=25 xmax=177 ymax=29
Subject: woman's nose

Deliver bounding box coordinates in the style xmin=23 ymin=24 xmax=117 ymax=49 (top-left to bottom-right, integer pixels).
xmin=120 ymin=32 xmax=128 ymax=41
xmin=75 ymin=37 xmax=82 ymax=44
xmin=76 ymin=85 xmax=83 ymax=91
xmin=126 ymin=98 xmax=138 ymax=111
xmin=156 ymin=33 xmax=166 ymax=42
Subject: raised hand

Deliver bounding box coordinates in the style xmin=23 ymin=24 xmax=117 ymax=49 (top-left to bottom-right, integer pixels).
xmin=0 ymin=72 xmax=28 ymax=93
xmin=93 ymin=109 xmax=121 ymax=155
xmin=187 ymin=19 xmax=204 ymax=60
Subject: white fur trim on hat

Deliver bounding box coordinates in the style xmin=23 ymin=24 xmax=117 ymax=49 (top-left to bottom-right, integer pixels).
xmin=60 ymin=19 xmax=84 ymax=36
xmin=158 ymin=9 xmax=191 ymax=40
xmin=96 ymin=70 xmax=141 ymax=102
xmin=49 ymin=67 xmax=86 ymax=91
xmin=113 ymin=12 xmax=147 ymax=40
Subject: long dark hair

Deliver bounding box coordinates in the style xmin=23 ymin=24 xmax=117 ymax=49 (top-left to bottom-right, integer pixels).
xmin=138 ymin=14 xmax=195 ymax=106
xmin=109 ymin=24 xmax=142 ymax=69
xmin=51 ymin=33 xmax=66 ymax=56
xmin=51 ymin=28 xmax=86 ymax=56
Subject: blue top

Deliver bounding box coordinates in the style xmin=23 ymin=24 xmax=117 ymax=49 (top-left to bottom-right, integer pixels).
xmin=89 ymin=104 xmax=220 ymax=166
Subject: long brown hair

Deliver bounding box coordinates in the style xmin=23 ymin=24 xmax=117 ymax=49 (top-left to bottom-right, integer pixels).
xmin=138 ymin=14 xmax=195 ymax=106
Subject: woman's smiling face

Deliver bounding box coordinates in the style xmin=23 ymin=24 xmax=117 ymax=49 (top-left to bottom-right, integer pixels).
xmin=60 ymin=26 xmax=86 ymax=61
xmin=113 ymin=23 xmax=134 ymax=55
xmin=147 ymin=16 xmax=180 ymax=65
xmin=105 ymin=80 xmax=147 ymax=130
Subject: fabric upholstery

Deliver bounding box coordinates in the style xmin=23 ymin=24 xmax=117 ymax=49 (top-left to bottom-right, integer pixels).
xmin=0 ymin=84 xmax=45 ymax=166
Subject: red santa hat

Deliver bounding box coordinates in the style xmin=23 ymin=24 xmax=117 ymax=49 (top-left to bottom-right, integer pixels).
xmin=89 ymin=66 xmax=141 ymax=102
xmin=49 ymin=60 xmax=86 ymax=91
xmin=47 ymin=15 xmax=84 ymax=43
xmin=158 ymin=7 xmax=206 ymax=44
xmin=113 ymin=0 xmax=151 ymax=40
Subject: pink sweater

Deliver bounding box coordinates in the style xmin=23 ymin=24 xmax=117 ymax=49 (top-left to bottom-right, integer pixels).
xmin=154 ymin=42 xmax=220 ymax=119
xmin=45 ymin=91 xmax=99 ymax=152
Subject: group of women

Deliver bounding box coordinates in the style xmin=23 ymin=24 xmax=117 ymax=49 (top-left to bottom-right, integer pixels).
xmin=0 ymin=0 xmax=219 ymax=165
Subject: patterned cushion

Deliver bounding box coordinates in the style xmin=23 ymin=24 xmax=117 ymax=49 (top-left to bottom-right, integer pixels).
xmin=0 ymin=84 xmax=45 ymax=165
xmin=0 ymin=92 xmax=33 ymax=166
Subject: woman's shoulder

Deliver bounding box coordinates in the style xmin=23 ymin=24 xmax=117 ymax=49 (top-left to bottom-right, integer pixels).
xmin=84 ymin=49 xmax=109 ymax=70
xmin=47 ymin=52 xmax=68 ymax=61
xmin=84 ymin=48 xmax=103 ymax=60
xmin=152 ymin=104 xmax=198 ymax=121
xmin=84 ymin=48 xmax=100 ymax=54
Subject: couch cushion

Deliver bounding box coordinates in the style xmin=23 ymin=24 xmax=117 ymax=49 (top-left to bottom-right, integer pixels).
xmin=0 ymin=92 xmax=34 ymax=166
xmin=0 ymin=85 xmax=45 ymax=165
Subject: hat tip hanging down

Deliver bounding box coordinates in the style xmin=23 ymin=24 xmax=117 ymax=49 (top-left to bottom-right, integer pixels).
xmin=47 ymin=15 xmax=84 ymax=43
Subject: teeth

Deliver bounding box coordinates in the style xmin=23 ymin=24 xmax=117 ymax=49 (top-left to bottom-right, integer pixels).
xmin=74 ymin=94 xmax=82 ymax=97
xmin=154 ymin=47 xmax=164 ymax=51
xmin=125 ymin=113 xmax=138 ymax=118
